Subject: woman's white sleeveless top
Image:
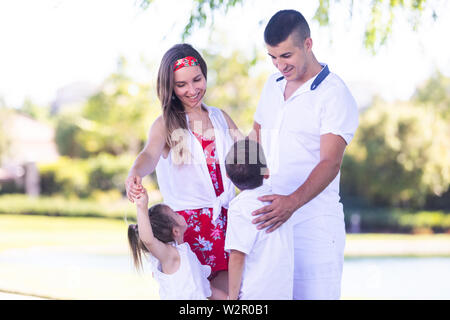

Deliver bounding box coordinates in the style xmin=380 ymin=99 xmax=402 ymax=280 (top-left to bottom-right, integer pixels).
xmin=148 ymin=242 xmax=212 ymax=300
xmin=155 ymin=105 xmax=235 ymax=224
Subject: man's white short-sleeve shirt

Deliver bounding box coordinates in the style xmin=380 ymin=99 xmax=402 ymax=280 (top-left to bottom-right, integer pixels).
xmin=254 ymin=64 xmax=359 ymax=225
xmin=224 ymin=183 xmax=294 ymax=300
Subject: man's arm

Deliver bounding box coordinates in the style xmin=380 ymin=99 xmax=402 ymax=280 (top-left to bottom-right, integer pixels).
xmin=252 ymin=133 xmax=347 ymax=232
xmin=228 ymin=250 xmax=246 ymax=300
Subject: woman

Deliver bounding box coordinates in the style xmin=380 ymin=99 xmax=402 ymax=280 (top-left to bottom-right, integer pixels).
xmin=125 ymin=43 xmax=242 ymax=293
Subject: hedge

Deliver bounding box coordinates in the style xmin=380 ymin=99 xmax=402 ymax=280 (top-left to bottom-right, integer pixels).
xmin=37 ymin=153 xmax=134 ymax=198
xmin=344 ymin=207 xmax=450 ymax=233
xmin=1 ymin=194 xmax=449 ymax=233
xmin=0 ymin=194 xmax=136 ymax=222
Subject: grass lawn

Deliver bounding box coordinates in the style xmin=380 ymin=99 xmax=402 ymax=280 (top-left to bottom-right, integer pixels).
xmin=1 ymin=214 xmax=450 ymax=299
xmin=0 ymin=214 xmax=158 ymax=299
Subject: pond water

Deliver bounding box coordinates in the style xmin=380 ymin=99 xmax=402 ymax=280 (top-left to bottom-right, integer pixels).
xmin=1 ymin=248 xmax=450 ymax=299
xmin=341 ymin=257 xmax=450 ymax=299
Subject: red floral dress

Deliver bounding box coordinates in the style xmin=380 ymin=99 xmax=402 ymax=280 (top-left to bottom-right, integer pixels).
xmin=176 ymin=132 xmax=229 ymax=274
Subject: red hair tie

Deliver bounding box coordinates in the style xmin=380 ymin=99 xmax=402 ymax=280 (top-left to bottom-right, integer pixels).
xmin=173 ymin=56 xmax=199 ymax=72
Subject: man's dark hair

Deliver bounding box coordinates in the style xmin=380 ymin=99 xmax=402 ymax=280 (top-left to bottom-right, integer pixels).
xmin=264 ymin=10 xmax=310 ymax=47
xmin=225 ymin=138 xmax=267 ymax=191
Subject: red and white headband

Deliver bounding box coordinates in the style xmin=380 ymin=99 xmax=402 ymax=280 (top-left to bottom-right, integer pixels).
xmin=173 ymin=56 xmax=199 ymax=72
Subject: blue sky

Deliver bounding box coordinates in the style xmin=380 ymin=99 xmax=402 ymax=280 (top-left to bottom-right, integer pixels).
xmin=1 ymin=0 xmax=449 ymax=108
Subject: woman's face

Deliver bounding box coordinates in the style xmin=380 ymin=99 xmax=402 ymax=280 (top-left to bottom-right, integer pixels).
xmin=173 ymin=65 xmax=206 ymax=111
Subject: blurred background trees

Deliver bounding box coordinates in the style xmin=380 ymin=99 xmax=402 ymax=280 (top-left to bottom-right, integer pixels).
xmin=1 ymin=57 xmax=448 ymax=213
xmin=0 ymin=0 xmax=448 ymax=232
xmin=140 ymin=0 xmax=442 ymax=54
xmin=341 ymin=72 xmax=450 ymax=210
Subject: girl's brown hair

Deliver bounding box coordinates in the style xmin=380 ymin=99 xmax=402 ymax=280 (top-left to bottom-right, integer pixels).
xmin=157 ymin=43 xmax=208 ymax=163
xmin=127 ymin=204 xmax=179 ymax=271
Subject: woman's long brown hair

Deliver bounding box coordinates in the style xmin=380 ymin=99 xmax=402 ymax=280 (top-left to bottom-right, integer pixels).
xmin=156 ymin=43 xmax=207 ymax=163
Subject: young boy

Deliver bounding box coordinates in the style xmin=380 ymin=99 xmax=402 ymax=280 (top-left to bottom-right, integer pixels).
xmin=224 ymin=138 xmax=294 ymax=300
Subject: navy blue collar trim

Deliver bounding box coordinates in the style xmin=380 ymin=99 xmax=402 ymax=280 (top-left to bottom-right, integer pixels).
xmin=275 ymin=64 xmax=330 ymax=91
xmin=310 ymin=64 xmax=330 ymax=90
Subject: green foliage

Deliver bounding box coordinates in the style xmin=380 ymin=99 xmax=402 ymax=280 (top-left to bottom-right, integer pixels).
xmin=39 ymin=156 xmax=91 ymax=198
xmin=345 ymin=207 xmax=450 ymax=233
xmin=313 ymin=0 xmax=330 ymax=26
xmin=139 ymin=0 xmax=244 ymax=40
xmin=54 ymin=113 xmax=89 ymax=158
xmin=139 ymin=0 xmax=440 ymax=53
xmin=203 ymin=50 xmax=268 ymax=132
xmin=18 ymin=98 xmax=50 ymax=121
xmin=342 ymin=93 xmax=450 ymax=208
xmin=413 ymin=71 xmax=450 ymax=118
xmin=88 ymin=153 xmax=133 ymax=192
xmin=54 ymin=58 xmax=159 ymax=158
xmin=0 ymin=194 xmax=135 ymax=220
xmin=38 ymin=154 xmax=135 ymax=198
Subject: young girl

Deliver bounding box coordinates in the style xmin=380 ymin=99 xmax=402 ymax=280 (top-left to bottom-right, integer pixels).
xmin=127 ymin=185 xmax=227 ymax=300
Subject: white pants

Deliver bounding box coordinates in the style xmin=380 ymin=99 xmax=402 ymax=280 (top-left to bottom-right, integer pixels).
xmin=293 ymin=215 xmax=346 ymax=300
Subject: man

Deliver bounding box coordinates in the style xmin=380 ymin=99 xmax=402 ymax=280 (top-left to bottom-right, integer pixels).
xmin=250 ymin=10 xmax=359 ymax=299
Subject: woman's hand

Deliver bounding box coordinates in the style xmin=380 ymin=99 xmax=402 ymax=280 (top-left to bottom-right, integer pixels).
xmin=125 ymin=174 xmax=143 ymax=203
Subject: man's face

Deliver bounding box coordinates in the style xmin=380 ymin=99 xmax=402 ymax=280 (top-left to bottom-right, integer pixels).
xmin=266 ymin=33 xmax=310 ymax=83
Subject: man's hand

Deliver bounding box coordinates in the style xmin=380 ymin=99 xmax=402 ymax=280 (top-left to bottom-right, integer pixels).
xmin=251 ymin=194 xmax=298 ymax=233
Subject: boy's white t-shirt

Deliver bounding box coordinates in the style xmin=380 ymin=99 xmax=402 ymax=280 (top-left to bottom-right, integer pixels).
xmin=224 ymin=183 xmax=294 ymax=300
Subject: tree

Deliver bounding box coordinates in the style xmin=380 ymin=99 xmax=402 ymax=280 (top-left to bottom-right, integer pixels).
xmin=138 ymin=0 xmax=442 ymax=53
xmin=413 ymin=71 xmax=450 ymax=118
xmin=203 ymin=49 xmax=267 ymax=132
xmin=341 ymin=92 xmax=450 ymax=209
xmin=55 ymin=57 xmax=160 ymax=158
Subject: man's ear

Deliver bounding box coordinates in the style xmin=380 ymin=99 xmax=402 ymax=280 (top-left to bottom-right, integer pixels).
xmin=304 ymin=37 xmax=313 ymax=51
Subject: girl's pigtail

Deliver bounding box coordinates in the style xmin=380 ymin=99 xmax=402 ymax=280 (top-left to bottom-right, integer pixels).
xmin=128 ymin=224 xmax=145 ymax=272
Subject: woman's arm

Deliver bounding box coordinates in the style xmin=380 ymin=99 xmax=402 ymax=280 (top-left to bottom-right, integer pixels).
xmin=228 ymin=250 xmax=246 ymax=300
xmin=126 ymin=116 xmax=167 ymax=203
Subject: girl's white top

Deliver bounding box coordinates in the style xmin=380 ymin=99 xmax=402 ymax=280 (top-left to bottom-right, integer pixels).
xmin=155 ymin=105 xmax=235 ymax=224
xmin=148 ymin=242 xmax=212 ymax=300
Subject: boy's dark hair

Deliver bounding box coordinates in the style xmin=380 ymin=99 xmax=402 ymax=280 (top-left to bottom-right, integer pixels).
xmin=127 ymin=203 xmax=178 ymax=271
xmin=225 ymin=138 xmax=267 ymax=191
xmin=264 ymin=10 xmax=310 ymax=47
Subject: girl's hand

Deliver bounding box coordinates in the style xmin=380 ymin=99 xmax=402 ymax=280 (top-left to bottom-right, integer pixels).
xmin=135 ymin=186 xmax=149 ymax=209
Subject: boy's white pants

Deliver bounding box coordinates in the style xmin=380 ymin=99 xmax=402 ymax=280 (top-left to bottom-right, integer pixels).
xmin=293 ymin=215 xmax=346 ymax=300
